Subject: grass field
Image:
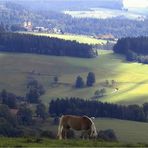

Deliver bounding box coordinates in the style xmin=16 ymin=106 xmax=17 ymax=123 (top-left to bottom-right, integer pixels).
xmin=39 ymin=118 xmax=148 ymax=144
xmin=1 ymin=118 xmax=148 ymax=146
xmin=0 ymin=138 xmax=142 ymax=147
xmin=0 ymin=50 xmax=148 ymax=105
xmin=22 ymin=32 xmax=107 ymax=45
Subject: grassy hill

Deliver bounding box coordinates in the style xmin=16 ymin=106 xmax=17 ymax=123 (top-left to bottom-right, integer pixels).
xmin=22 ymin=32 xmax=107 ymax=45
xmin=1 ymin=118 xmax=148 ymax=146
xmin=0 ymin=50 xmax=148 ymax=105
xmin=38 ymin=118 xmax=148 ymax=144
xmin=0 ymin=138 xmax=142 ymax=147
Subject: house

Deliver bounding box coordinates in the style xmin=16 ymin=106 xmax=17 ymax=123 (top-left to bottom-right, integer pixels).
xmin=96 ymin=34 xmax=116 ymax=41
xmin=23 ymin=21 xmax=33 ymax=31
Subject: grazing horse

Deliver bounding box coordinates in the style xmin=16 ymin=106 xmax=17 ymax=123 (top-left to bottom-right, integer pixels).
xmin=57 ymin=115 xmax=97 ymax=139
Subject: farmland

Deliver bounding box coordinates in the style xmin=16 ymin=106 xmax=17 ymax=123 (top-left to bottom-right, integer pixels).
xmin=21 ymin=32 xmax=107 ymax=45
xmin=1 ymin=118 xmax=148 ymax=146
xmin=0 ymin=50 xmax=148 ymax=105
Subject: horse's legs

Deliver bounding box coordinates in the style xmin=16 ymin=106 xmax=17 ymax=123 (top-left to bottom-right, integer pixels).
xmin=59 ymin=125 xmax=63 ymax=140
xmin=81 ymin=130 xmax=91 ymax=140
xmin=81 ymin=130 xmax=87 ymax=140
xmin=63 ymin=128 xmax=69 ymax=139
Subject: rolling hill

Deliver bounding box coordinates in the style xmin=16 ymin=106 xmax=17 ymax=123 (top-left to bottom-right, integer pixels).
xmin=0 ymin=50 xmax=148 ymax=105
xmin=1 ymin=118 xmax=148 ymax=146
xmin=24 ymin=32 xmax=107 ymax=45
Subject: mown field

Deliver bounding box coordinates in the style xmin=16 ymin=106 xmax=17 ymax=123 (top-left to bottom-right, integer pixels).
xmin=0 ymin=50 xmax=148 ymax=105
xmin=22 ymin=32 xmax=107 ymax=45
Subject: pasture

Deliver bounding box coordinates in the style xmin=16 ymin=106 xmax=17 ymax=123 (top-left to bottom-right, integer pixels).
xmin=39 ymin=118 xmax=148 ymax=143
xmin=1 ymin=118 xmax=148 ymax=146
xmin=0 ymin=50 xmax=148 ymax=105
xmin=0 ymin=138 xmax=142 ymax=147
xmin=22 ymin=32 xmax=107 ymax=45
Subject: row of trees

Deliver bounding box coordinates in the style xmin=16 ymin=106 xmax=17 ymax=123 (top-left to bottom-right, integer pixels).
xmin=0 ymin=32 xmax=97 ymax=58
xmin=49 ymin=98 xmax=148 ymax=122
xmin=113 ymin=37 xmax=148 ymax=64
xmin=75 ymin=72 xmax=96 ymax=88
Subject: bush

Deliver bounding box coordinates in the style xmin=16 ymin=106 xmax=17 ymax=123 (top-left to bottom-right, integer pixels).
xmin=40 ymin=130 xmax=56 ymax=139
xmin=97 ymin=129 xmax=117 ymax=142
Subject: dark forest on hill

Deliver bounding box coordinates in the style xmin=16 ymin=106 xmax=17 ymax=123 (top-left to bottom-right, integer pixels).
xmin=113 ymin=37 xmax=148 ymax=64
xmin=0 ymin=32 xmax=96 ymax=58
xmin=49 ymin=98 xmax=148 ymax=122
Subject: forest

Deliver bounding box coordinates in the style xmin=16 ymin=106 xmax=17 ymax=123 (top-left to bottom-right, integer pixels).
xmin=49 ymin=98 xmax=148 ymax=122
xmin=113 ymin=37 xmax=148 ymax=64
xmin=1 ymin=2 xmax=148 ymax=38
xmin=0 ymin=32 xmax=96 ymax=58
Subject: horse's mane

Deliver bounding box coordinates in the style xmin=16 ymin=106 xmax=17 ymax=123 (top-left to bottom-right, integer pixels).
xmin=83 ymin=115 xmax=94 ymax=124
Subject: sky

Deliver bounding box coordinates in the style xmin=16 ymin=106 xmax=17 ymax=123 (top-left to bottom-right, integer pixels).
xmin=123 ymin=0 xmax=148 ymax=8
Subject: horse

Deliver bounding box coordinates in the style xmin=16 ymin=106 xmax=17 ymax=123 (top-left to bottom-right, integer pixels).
xmin=57 ymin=115 xmax=97 ymax=140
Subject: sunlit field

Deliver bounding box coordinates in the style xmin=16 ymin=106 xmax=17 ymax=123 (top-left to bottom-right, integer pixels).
xmin=22 ymin=32 xmax=107 ymax=45
xmin=0 ymin=50 xmax=148 ymax=105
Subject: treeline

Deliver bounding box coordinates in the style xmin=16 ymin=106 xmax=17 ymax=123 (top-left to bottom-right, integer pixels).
xmin=49 ymin=98 xmax=148 ymax=122
xmin=113 ymin=37 xmax=148 ymax=64
xmin=0 ymin=32 xmax=96 ymax=58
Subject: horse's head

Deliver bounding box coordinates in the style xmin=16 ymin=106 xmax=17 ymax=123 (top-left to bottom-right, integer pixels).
xmin=90 ymin=122 xmax=98 ymax=138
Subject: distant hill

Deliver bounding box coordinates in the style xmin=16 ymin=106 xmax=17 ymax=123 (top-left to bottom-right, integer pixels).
xmin=5 ymin=0 xmax=123 ymax=11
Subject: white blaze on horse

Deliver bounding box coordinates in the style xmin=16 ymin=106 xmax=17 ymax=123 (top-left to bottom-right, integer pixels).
xmin=57 ymin=115 xmax=97 ymax=139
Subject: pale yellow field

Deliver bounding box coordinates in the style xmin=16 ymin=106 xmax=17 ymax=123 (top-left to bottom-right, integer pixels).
xmin=22 ymin=32 xmax=107 ymax=45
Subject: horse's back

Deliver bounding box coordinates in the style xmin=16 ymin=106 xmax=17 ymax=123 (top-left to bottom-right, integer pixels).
xmin=60 ymin=115 xmax=92 ymax=130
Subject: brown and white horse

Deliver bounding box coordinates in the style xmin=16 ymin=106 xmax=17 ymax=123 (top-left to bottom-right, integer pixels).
xmin=57 ymin=115 xmax=97 ymax=139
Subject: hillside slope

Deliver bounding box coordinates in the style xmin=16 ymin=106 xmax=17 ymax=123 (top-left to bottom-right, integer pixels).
xmin=0 ymin=50 xmax=148 ymax=105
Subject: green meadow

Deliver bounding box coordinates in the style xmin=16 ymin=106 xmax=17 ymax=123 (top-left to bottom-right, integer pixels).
xmin=0 ymin=138 xmax=140 ymax=147
xmin=38 ymin=118 xmax=148 ymax=144
xmin=22 ymin=32 xmax=107 ymax=45
xmin=0 ymin=50 xmax=148 ymax=105
xmin=1 ymin=118 xmax=148 ymax=146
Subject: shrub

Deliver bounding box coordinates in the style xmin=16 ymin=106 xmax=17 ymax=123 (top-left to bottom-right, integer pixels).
xmin=97 ymin=129 xmax=117 ymax=142
xmin=40 ymin=130 xmax=56 ymax=139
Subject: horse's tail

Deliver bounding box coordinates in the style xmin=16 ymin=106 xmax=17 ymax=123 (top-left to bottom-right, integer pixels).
xmin=57 ymin=115 xmax=64 ymax=139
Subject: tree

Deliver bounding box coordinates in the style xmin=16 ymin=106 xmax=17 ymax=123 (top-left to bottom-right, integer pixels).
xmin=36 ymin=103 xmax=47 ymax=120
xmin=75 ymin=76 xmax=85 ymax=88
xmin=54 ymin=76 xmax=59 ymax=84
xmin=86 ymin=72 xmax=95 ymax=87
xmin=100 ymin=88 xmax=106 ymax=97
xmin=0 ymin=22 xmax=5 ymax=32
xmin=26 ymin=88 xmax=40 ymax=103
xmin=17 ymin=106 xmax=33 ymax=125
xmin=105 ymin=80 xmax=109 ymax=87
xmin=94 ymin=90 xmax=101 ymax=97
xmin=1 ymin=90 xmax=17 ymax=109
xmin=143 ymin=103 xmax=148 ymax=121
xmin=111 ymin=80 xmax=116 ymax=87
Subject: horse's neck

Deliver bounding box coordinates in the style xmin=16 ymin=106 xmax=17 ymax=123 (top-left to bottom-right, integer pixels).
xmin=82 ymin=115 xmax=90 ymax=119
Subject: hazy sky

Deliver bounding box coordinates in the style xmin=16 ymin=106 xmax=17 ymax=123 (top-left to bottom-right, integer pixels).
xmin=123 ymin=0 xmax=148 ymax=8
